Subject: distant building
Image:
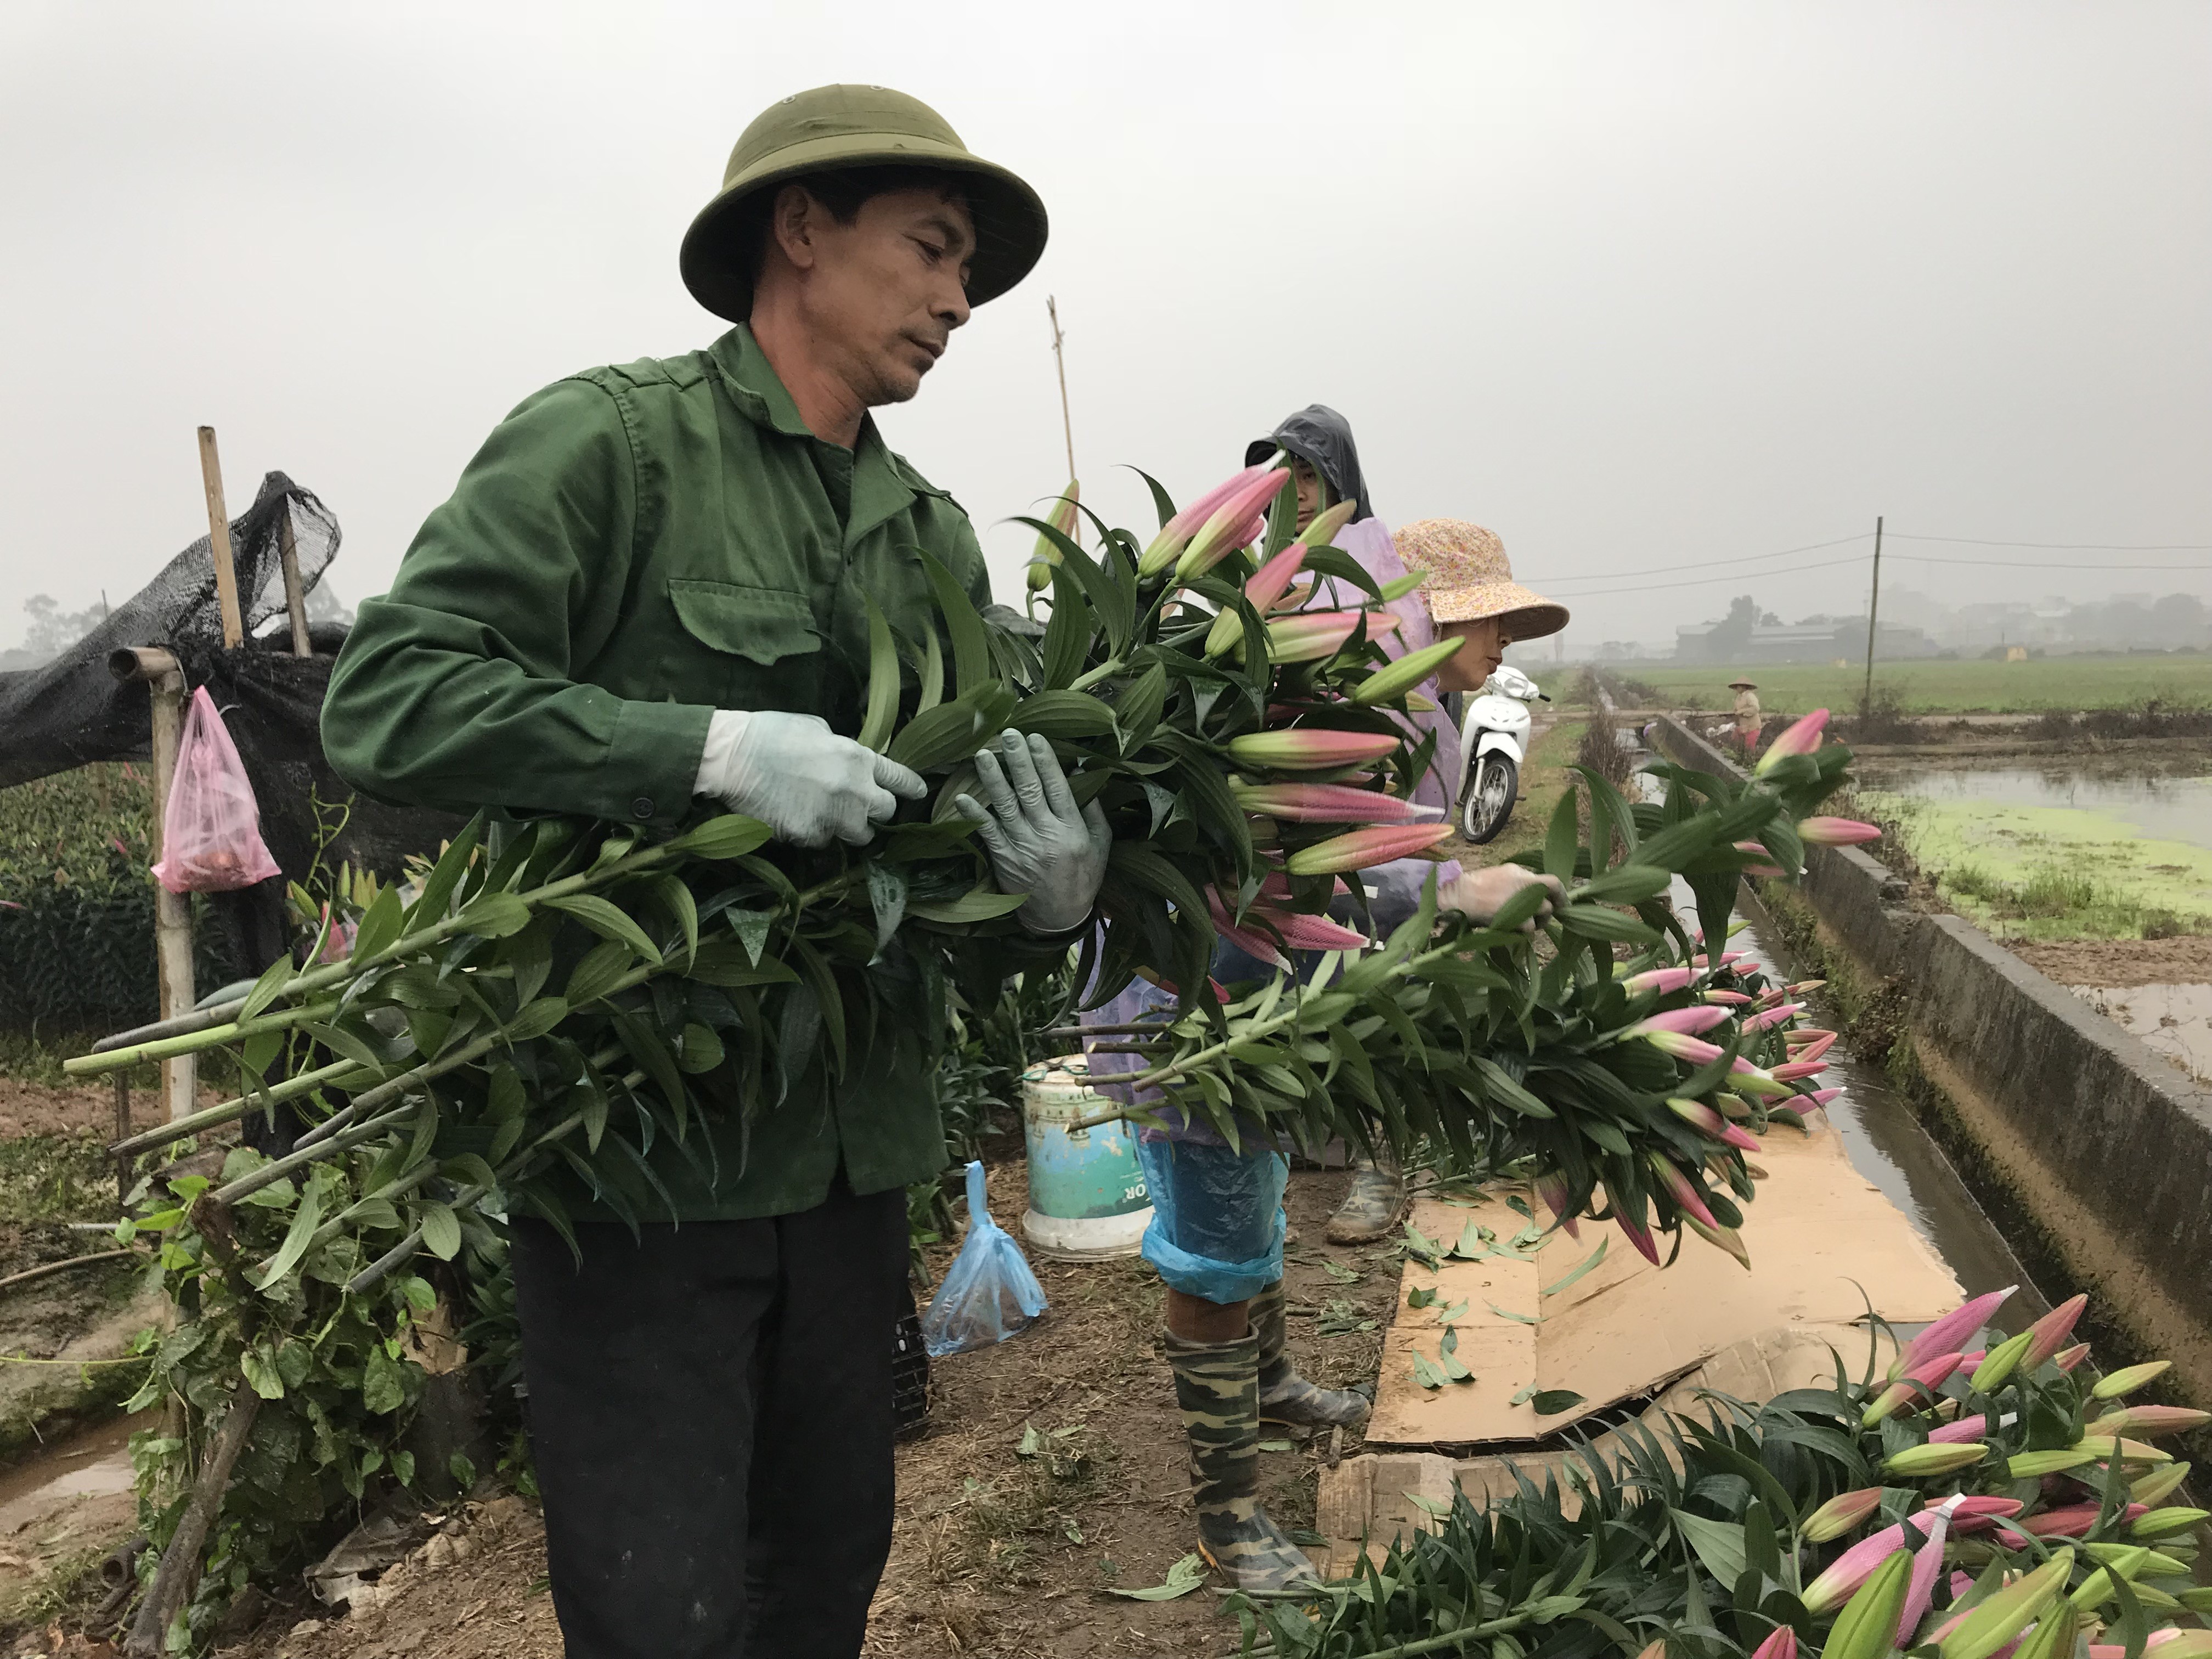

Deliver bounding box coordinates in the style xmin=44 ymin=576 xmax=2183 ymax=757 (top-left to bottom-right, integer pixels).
xmin=1674 ymin=616 xmax=1937 ymax=663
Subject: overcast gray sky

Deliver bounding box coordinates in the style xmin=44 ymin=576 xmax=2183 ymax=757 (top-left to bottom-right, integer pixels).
xmin=4 ymin=1 xmax=2207 ymax=657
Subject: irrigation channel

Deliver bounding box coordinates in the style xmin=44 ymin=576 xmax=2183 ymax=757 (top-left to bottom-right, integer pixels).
xmin=1854 ymin=752 xmax=2212 ymax=1082
xmin=1633 ymin=737 xmax=2053 ymax=1329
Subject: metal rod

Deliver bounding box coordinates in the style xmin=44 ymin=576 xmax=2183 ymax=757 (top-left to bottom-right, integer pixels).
xmin=0 ymin=1249 xmax=140 ymax=1295
xmin=1861 ymin=514 xmax=1883 ymax=716
xmin=112 ymin=1075 xmax=130 ymax=1204
xmin=196 ymin=426 xmax=245 ymax=649
xmin=1041 ymin=1022 xmax=1180 ymax=1038
xmin=91 ymin=999 xmax=249 ymax=1056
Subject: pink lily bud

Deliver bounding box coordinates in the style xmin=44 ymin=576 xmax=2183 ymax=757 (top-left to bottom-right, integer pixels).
xmin=1799 ymin=1487 xmax=1884 ymax=1543
xmin=1733 ymin=840 xmax=1787 ymax=877
xmin=1178 ymin=470 xmax=1294 ymax=579
xmin=1754 ymin=708 xmax=1830 ymax=774
xmin=1799 ymin=816 xmax=1882 ymax=847
xmin=1203 ymin=889 xmax=1289 ymax=971
xmin=1898 ymin=1505 xmax=1953 ymax=1646
xmin=1685 ymin=1213 xmax=1751 ymax=1269
xmin=1893 ymin=1285 xmax=2016 ymax=1381
xmin=1701 ymin=989 xmax=1754 ymax=1006
xmin=1227 ymin=730 xmax=1401 ymax=771
xmin=1729 ymin=1061 xmax=1799 ymax=1098
xmin=1650 ymin=1154 xmax=1718 ymax=1227
xmin=1257 ymin=906 xmax=1374 ymax=953
xmin=1261 ymin=607 xmax=1403 ymax=664
xmin=1229 ymin=782 xmax=1438 ymax=823
xmin=1643 ymin=1030 xmax=1725 ymax=1064
xmin=1716 ymin=1091 xmax=1754 ymax=1119
xmin=1282 ymin=822 xmax=1453 ymax=876
xmin=2023 ymin=1504 xmax=2145 ymax=1538
xmin=2054 ymin=1342 xmax=2090 ymax=1372
xmin=1615 ymin=1208 xmax=1661 ymax=1265
xmin=1751 ymin=1627 xmax=1798 ymax=1659
xmin=2021 ymin=1294 xmax=2088 ymax=1367
xmin=1802 ymin=1513 xmax=1937 ymax=1613
xmin=1533 ymin=1170 xmax=1581 ymax=1239
xmin=1622 ymin=966 xmax=1699 ymax=996
xmin=2086 ymin=1406 xmax=2212 ymax=1440
xmin=1204 ymin=535 xmax=1322 ymax=655
xmin=1257 ymin=871 xmax=1350 ymax=903
xmin=1863 ymin=1351 xmax=1965 ymax=1425
xmin=1803 ymin=1087 xmax=1842 ymax=1107
xmin=1936 ymin=1496 xmax=2025 ymax=1532
xmin=1138 ymin=462 xmax=1272 ymax=575
xmin=1025 ymin=479 xmax=1082 ymax=590
xmin=1770 ymin=1059 xmax=1831 ymax=1082
xmin=1788 ymin=978 xmax=1828 ymax=994
xmin=1785 ymin=1026 xmax=1837 ymax=1053
xmin=1751 ymin=985 xmax=1786 ymax=1009
xmin=1742 ymin=1002 xmax=1805 ymax=1032
xmin=1666 ymin=1097 xmax=1762 ymax=1151
xmin=1930 ymin=1414 xmax=1989 ymax=1444
xmin=1631 ymin=1006 xmax=1734 ymax=1037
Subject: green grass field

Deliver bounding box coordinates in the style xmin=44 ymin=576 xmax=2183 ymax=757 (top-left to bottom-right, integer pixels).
xmin=1598 ymin=654 xmax=2212 ymax=714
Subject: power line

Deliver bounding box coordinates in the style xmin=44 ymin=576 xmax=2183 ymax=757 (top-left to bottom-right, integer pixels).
xmin=1886 ymin=532 xmax=2212 ymax=551
xmin=1541 ymin=554 xmax=1875 ymax=596
xmin=1534 ymin=533 xmax=1871 ymax=588
xmin=1885 ymin=552 xmax=2211 ymax=572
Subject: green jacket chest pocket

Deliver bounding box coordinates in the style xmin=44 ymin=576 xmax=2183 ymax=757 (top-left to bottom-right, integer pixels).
xmin=667 ymin=578 xmax=825 ymax=710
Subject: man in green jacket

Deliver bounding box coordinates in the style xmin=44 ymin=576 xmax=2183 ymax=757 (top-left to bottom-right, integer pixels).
xmin=323 ymin=86 xmax=1103 ymax=1658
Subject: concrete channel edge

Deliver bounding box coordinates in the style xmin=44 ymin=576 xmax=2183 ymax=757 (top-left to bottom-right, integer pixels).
xmin=1650 ymin=713 xmax=2212 ymax=1406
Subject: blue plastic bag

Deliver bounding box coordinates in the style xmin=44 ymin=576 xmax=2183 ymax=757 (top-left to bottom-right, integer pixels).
xmin=921 ymin=1161 xmax=1047 ymax=1358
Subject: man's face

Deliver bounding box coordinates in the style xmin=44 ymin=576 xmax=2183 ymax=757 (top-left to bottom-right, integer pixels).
xmin=787 ymin=185 xmax=976 ymax=407
xmin=1291 ymin=460 xmax=1321 ymax=533
xmin=1434 ymin=616 xmax=1508 ymax=693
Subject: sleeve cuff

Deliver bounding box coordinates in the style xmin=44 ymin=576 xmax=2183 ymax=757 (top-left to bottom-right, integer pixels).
xmin=599 ymin=698 xmax=716 ymax=827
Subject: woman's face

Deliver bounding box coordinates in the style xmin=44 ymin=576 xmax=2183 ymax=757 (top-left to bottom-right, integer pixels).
xmin=1291 ymin=460 xmax=1321 ymax=532
xmin=1432 ymin=616 xmax=1508 ymax=693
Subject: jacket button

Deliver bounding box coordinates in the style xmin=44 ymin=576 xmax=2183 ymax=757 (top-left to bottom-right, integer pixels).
xmin=630 ymin=797 xmax=655 ymax=820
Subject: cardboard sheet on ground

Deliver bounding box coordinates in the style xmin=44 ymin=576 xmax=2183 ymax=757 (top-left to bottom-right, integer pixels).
xmin=1365 ymin=1114 xmax=1961 ymax=1445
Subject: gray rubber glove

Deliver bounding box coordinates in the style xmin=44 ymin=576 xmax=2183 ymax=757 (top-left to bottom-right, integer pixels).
xmin=693 ymin=709 xmax=924 ymax=849
xmin=954 ymin=730 xmax=1111 ymax=934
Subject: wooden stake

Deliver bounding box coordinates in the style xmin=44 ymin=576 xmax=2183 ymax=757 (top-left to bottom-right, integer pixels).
xmin=111 ymin=646 xmax=198 ymax=1121
xmin=277 ymin=507 xmax=311 ymax=657
xmin=112 ymin=1074 xmax=131 ymax=1202
xmin=123 ymin=1387 xmax=261 ymax=1657
xmin=1047 ymin=295 xmax=1076 ymax=485
xmin=1861 ymin=515 xmax=1884 ymax=716
xmin=196 ymin=426 xmax=245 ymax=650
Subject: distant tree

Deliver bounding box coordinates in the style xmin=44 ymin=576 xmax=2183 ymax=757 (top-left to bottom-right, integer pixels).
xmin=1707 ymin=594 xmax=1759 ymax=659
xmin=19 ymin=594 xmax=110 ymax=660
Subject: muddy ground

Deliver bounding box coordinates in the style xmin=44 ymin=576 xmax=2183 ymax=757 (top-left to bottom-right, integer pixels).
xmin=14 ymin=1161 xmax=1392 ymax=1659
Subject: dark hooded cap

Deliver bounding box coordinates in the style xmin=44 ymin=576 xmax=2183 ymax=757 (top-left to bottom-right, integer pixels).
xmin=1245 ymin=404 xmax=1375 ymax=523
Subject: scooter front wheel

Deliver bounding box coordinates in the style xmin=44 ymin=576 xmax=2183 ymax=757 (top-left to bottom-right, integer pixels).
xmin=1459 ymin=754 xmax=1520 ymax=845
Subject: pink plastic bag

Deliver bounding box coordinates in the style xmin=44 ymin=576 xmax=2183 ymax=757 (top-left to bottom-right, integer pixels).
xmin=151 ymin=686 xmax=283 ymax=894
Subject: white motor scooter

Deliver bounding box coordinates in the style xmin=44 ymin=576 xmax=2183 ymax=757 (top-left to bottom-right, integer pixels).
xmin=1453 ymin=666 xmax=1549 ymax=844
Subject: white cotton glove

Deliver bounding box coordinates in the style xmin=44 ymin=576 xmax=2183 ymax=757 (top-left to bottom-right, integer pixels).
xmin=1439 ymin=866 xmax=1565 ymax=933
xmin=693 ymin=710 xmax=925 ymax=849
xmin=954 ymin=729 xmax=1111 ymax=935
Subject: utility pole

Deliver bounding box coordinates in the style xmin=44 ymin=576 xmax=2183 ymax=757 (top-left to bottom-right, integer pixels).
xmin=1047 ymin=296 xmax=1076 ymax=485
xmin=1861 ymin=515 xmax=1883 ymax=715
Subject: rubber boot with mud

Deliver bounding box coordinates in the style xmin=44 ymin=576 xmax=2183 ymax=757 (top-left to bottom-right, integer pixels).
xmin=1324 ymin=1147 xmax=1405 ymax=1244
xmin=1251 ymin=1280 xmax=1370 ymax=1432
xmin=1165 ymin=1330 xmax=1321 ymax=1594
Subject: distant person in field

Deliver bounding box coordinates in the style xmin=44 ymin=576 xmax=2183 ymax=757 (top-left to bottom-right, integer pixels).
xmin=1731 ymin=678 xmax=1761 ymax=758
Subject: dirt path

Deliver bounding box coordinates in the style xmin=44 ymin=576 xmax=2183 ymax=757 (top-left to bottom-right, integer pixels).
xmin=200 ymin=1162 xmax=1395 ymax=1659
xmin=2010 ymin=935 xmax=2212 ymax=988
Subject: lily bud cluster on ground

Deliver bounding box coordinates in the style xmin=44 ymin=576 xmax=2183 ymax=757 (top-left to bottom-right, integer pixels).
xmin=1235 ymin=1289 xmax=2211 ymax=1659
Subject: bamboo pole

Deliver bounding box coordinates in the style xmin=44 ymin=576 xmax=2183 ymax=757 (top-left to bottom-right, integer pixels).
xmin=196 ymin=427 xmax=245 ymax=650
xmin=276 ymin=505 xmax=311 ymax=657
xmin=111 ymin=647 xmax=199 ymax=1121
xmin=123 ymin=1387 xmax=260 ymax=1657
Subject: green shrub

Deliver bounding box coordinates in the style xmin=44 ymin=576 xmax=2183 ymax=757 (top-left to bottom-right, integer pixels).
xmin=0 ymin=767 xmax=236 ymax=1034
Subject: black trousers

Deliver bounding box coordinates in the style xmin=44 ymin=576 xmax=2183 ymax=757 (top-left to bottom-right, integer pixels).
xmin=510 ymin=1179 xmax=908 ymax=1658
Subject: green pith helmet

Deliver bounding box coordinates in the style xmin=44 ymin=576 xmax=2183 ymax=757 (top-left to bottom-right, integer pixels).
xmin=681 ymin=83 xmax=1049 ymax=322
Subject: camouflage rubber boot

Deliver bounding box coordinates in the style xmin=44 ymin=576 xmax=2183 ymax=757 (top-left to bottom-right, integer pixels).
xmin=1165 ymin=1331 xmax=1321 ymax=1594
xmin=1251 ymin=1281 xmax=1371 ymax=1432
xmin=1324 ymin=1146 xmax=1405 ymax=1244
